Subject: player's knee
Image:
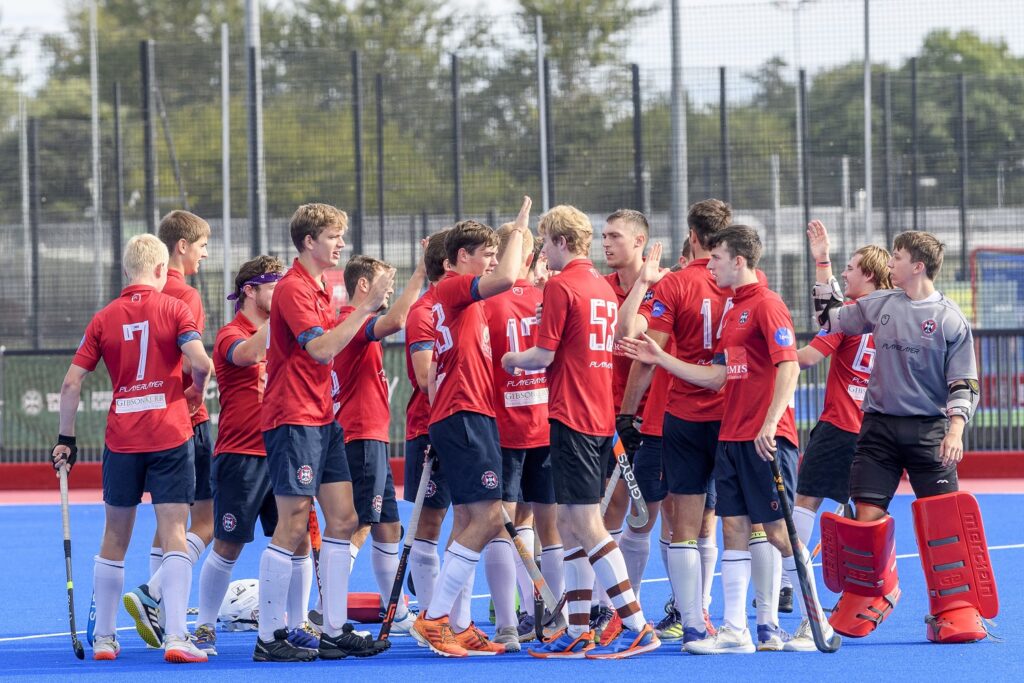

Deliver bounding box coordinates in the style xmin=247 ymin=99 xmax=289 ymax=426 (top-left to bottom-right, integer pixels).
xmin=853 ymin=496 xmax=890 ymax=521
xmin=212 ymin=539 xmax=244 ymax=562
xmin=416 ymin=511 xmax=444 ymax=541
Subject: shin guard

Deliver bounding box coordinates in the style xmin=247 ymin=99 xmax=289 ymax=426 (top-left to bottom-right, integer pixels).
xmin=912 ymin=491 xmax=998 ymax=644
xmin=820 ymin=513 xmax=900 ymax=638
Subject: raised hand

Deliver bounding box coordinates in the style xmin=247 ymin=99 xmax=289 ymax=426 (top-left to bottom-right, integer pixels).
xmin=365 ymin=267 xmax=397 ymax=312
xmin=639 ymin=241 xmax=665 ymax=286
xmin=617 ymin=333 xmax=665 ymax=366
xmin=514 ymin=196 xmax=532 ymax=231
xmin=806 ymin=220 xmax=832 ymax=264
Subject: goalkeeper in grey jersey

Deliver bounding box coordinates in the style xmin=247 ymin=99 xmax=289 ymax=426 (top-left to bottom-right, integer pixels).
xmin=814 ymin=230 xmax=997 ymax=645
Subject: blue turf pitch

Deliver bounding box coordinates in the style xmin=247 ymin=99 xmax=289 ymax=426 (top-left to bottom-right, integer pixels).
xmin=0 ymin=493 xmax=1019 ymax=681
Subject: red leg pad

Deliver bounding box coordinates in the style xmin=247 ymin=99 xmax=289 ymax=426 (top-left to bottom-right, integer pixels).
xmin=912 ymin=491 xmax=999 ymax=643
xmin=828 ymin=587 xmax=901 ymax=638
xmin=820 ymin=513 xmax=898 ymax=596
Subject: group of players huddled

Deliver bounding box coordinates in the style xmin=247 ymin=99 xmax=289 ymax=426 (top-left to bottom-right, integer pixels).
xmin=51 ymin=194 xmax=998 ymax=664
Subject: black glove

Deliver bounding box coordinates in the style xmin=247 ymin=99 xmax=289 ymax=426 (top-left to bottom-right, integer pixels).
xmin=52 ymin=434 xmax=78 ymax=472
xmin=616 ymin=414 xmax=643 ymax=454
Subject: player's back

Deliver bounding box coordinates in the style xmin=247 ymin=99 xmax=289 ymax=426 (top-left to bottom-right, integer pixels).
xmin=333 ymin=306 xmax=389 ymax=443
xmin=213 ymin=313 xmax=266 ymax=456
xmin=73 ymin=285 xmax=196 ymax=452
xmin=162 ymin=269 xmax=209 ymax=425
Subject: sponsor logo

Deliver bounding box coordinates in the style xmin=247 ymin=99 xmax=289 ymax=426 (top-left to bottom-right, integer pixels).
xmin=921 ymin=319 xmax=937 ymax=335
xmin=372 ymin=495 xmax=383 ymax=514
xmin=881 ymin=314 xmax=890 ymax=325
xmin=725 ymin=347 xmax=748 ymax=380
xmin=221 ymin=513 xmax=237 ymax=533
xmin=131 ymin=293 xmax=142 ymax=303
xmin=513 ymin=286 xmax=523 ymax=295
xmin=774 ymin=327 xmax=794 ymax=347
xmin=881 ymin=342 xmax=920 ymax=354
xmin=114 ymin=393 xmax=167 ymax=414
xmin=21 ymin=390 xmax=43 ymax=416
xmin=651 ymin=301 xmax=667 ymax=318
xmin=936 ymin=479 xmax=950 ymax=484
xmin=739 ymin=311 xmax=750 ymax=325
xmin=847 ymin=384 xmax=867 ymax=402
xmin=589 ymin=361 xmax=614 ymax=369
xmin=504 ymin=388 xmax=549 ymax=408
xmin=297 ymin=465 xmax=314 ymax=486
xmin=481 ymin=470 xmax=499 ymax=489
xmin=426 ymin=480 xmax=437 ymax=498
xmin=118 ymin=380 xmax=165 ymax=393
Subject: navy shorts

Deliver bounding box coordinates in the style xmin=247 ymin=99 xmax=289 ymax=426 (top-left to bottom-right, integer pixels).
xmin=550 ymin=420 xmax=612 ymax=505
xmin=347 ymin=439 xmax=400 ymax=525
xmin=713 ymin=438 xmax=798 ymax=525
xmin=502 ymin=447 xmax=556 ymax=505
xmin=663 ymin=415 xmax=719 ymax=497
xmin=102 ymin=439 xmax=195 ymax=507
xmin=404 ymin=435 xmax=451 ymax=510
xmin=212 ymin=453 xmax=277 ymax=543
xmin=797 ymin=420 xmax=859 ymax=504
xmin=634 ymin=436 xmax=667 ymax=503
xmin=193 ymin=420 xmax=214 ymax=501
xmin=428 ymin=412 xmax=503 ymax=505
xmin=263 ymin=422 xmax=350 ymax=497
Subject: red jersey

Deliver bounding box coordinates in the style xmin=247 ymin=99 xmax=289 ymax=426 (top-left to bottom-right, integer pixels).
xmin=643 ymin=259 xmax=728 ymax=422
xmin=538 ymin=259 xmax=617 ymax=436
xmin=714 ymin=281 xmax=799 ymax=444
xmin=72 ymin=285 xmax=199 ymax=453
xmin=334 ymin=306 xmax=390 ymax=443
xmin=163 ymin=269 xmax=209 ymax=427
xmin=639 ymin=337 xmax=675 ymax=438
xmin=261 ymin=259 xmax=338 ymax=431
xmin=429 ymin=272 xmax=495 ymax=425
xmin=485 ymin=279 xmax=548 ymax=449
xmin=809 ymin=327 xmax=874 ymax=434
xmin=405 ymin=289 xmax=436 ymax=440
xmin=605 ymin=271 xmax=648 ymax=415
xmin=213 ymin=312 xmax=266 ymax=456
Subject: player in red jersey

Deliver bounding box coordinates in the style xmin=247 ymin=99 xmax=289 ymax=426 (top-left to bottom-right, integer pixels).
xmin=124 ymin=211 xmax=214 ymax=645
xmin=52 ymin=234 xmax=213 ymax=663
xmin=621 ymin=225 xmax=836 ymax=655
xmin=503 ymin=204 xmax=660 ymax=660
xmin=332 ymin=250 xmax=426 ymax=634
xmin=190 ymin=255 xmax=315 ymax=656
xmin=484 ymin=223 xmax=560 ymax=647
xmin=402 ymin=230 xmax=452 ymax=614
xmin=411 ymin=198 xmax=531 ymax=658
xmin=615 ymin=200 xmax=734 ymax=643
xmin=255 ymin=203 xmax=394 ymax=663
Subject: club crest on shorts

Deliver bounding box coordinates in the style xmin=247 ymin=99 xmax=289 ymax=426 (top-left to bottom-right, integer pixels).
xmin=921 ymin=319 xmax=937 ymax=335
xmin=372 ymin=495 xmax=383 ymax=514
xmin=221 ymin=513 xmax=237 ymax=533
xmin=426 ymin=480 xmax=437 ymax=498
xmin=481 ymin=470 xmax=499 ymax=489
xmin=770 ymin=500 xmax=779 ymax=511
xmin=296 ymin=464 xmax=314 ymax=486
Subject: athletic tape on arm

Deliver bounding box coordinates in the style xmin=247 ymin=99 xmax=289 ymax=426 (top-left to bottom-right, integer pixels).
xmin=946 ymin=379 xmax=980 ymax=423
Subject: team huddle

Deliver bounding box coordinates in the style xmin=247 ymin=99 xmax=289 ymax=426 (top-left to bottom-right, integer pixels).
xmin=51 ymin=196 xmax=999 ymax=664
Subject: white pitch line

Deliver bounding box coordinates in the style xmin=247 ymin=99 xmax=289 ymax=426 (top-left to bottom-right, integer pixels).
xmin=6 ymin=543 xmax=1022 ymax=644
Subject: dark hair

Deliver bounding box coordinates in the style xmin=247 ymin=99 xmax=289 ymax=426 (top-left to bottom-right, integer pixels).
xmin=425 ymin=229 xmax=450 ymax=282
xmin=444 ymin=220 xmax=498 ymax=266
xmin=687 ymin=199 xmax=732 ymax=249
xmin=343 ymin=255 xmax=388 ymax=299
xmin=606 ymin=208 xmax=649 ymax=236
xmin=893 ymin=231 xmax=944 ymax=280
xmin=158 ymin=210 xmax=209 ymax=250
xmin=233 ymin=255 xmax=285 ymax=302
xmin=707 ymin=224 xmax=762 ymax=269
xmin=289 ymin=203 xmax=348 ymax=251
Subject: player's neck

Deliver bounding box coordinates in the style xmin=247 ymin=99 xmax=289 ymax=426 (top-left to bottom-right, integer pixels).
xmin=733 ymin=269 xmax=759 ymax=289
xmin=240 ymin=303 xmax=268 ymax=326
xmin=615 ymin=257 xmax=643 ymax=289
xmin=127 ymin=276 xmax=160 ymax=290
xmin=166 ymin=261 xmax=186 ymax=277
xmin=296 ymin=252 xmax=327 ymax=285
xmin=901 ymin=277 xmax=935 ymax=301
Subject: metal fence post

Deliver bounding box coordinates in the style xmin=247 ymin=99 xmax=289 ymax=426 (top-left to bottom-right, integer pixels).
xmin=958 ymin=73 xmax=969 ymax=278
xmin=246 ymin=0 xmax=267 ymax=255
xmin=112 ymin=82 xmax=125 ymax=299
xmin=376 ymin=73 xmax=386 ymax=260
xmin=535 ymin=16 xmax=550 ymax=211
xmin=719 ymin=66 xmax=731 ymax=203
xmin=543 ymin=56 xmax=555 ymax=206
xmin=910 ymin=57 xmax=919 ymax=230
xmin=799 ymin=69 xmax=813 ymax=323
xmin=89 ymin=1 xmax=103 ymax=309
xmin=669 ymin=0 xmax=687 ymax=257
xmin=28 ymin=118 xmax=41 ymax=350
xmin=352 ymin=50 xmax=365 ymax=255
xmin=451 ymin=54 xmax=463 ymax=222
xmin=221 ymin=23 xmax=232 ymax=324
xmin=882 ymin=71 xmax=894 ymax=246
xmin=140 ymin=40 xmax=158 ymax=233
xmin=631 ymin=64 xmax=644 ymax=212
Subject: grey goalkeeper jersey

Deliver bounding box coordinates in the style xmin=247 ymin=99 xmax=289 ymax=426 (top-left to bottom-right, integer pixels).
xmin=836 ymin=289 xmax=977 ymax=417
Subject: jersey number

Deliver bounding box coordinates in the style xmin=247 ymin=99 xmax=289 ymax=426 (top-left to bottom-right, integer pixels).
xmin=507 ymin=316 xmax=542 ymax=375
xmin=700 ymin=297 xmax=734 ymax=349
xmin=122 ymin=321 xmax=150 ymax=381
xmin=432 ymin=303 xmax=454 ymax=354
xmin=589 ymin=300 xmax=618 ymax=352
xmin=852 ymin=334 xmax=875 ymax=373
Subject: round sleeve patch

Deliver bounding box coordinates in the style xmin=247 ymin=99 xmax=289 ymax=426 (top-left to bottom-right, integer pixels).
xmin=774 ymin=327 xmax=794 ymax=347
xmin=651 ymin=301 xmax=667 ymax=318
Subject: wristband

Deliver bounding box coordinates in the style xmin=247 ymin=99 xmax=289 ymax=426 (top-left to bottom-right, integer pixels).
xmin=816 ymin=261 xmax=831 ymax=266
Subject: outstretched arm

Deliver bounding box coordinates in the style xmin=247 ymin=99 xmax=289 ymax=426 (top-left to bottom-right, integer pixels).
xmin=618 ymin=333 xmax=726 ymax=391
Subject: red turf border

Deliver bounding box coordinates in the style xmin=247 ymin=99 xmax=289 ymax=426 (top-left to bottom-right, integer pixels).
xmin=0 ymin=453 xmax=1020 ymax=491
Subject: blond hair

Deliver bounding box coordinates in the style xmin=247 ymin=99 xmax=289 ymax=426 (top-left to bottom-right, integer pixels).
xmin=290 ymin=203 xmax=349 ymax=251
xmin=538 ymin=205 xmax=592 ymax=256
xmin=854 ymin=245 xmax=893 ymax=289
xmin=496 ymin=222 xmax=535 ymax=264
xmin=123 ymin=234 xmax=169 ymax=281
xmin=157 ymin=210 xmax=210 ymax=251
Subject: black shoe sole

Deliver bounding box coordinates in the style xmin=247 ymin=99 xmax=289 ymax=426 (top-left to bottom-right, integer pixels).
xmin=319 ymin=641 xmax=390 ymax=660
xmin=253 ymin=651 xmax=318 ymax=662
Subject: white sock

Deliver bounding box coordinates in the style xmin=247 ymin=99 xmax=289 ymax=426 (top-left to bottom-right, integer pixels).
xmin=484 ymin=538 xmax=518 ymax=628
xmin=149 ymin=546 xmax=163 ymax=577
xmin=721 ymin=549 xmax=751 ymax=633
xmin=452 ymin=572 xmax=476 ymax=632
xmin=589 ymin=536 xmax=647 ymax=631
xmin=426 ymin=542 xmax=480 ymax=620
xmin=350 ymin=541 xmax=360 ymax=573
xmin=410 ymin=538 xmax=440 ymax=611
xmin=659 ymin=539 xmax=672 ymax=607
xmin=783 ymin=553 xmax=826 ymax=626
xmin=564 ymin=547 xmax=595 ymax=637
xmin=257 ymin=545 xmax=293 ymax=642
xmin=161 ymin=551 xmax=193 ymax=639
xmin=793 ymin=506 xmax=817 ymax=550
xmin=197 ymin=550 xmax=235 ymax=628
xmin=667 ymin=541 xmax=702 ymax=630
xmin=749 ymin=532 xmax=779 ymax=628
xmin=371 ymin=542 xmax=406 ymax=619
xmin=93 ymin=556 xmax=124 ymax=639
xmin=513 ymin=526 xmax=536 ymax=610
xmin=540 ymin=544 xmax=565 ymax=608
xmin=287 ymin=554 xmax=313 ymax=629
xmin=322 ymin=537 xmax=352 ymax=636
xmin=148 ymin=532 xmax=206 ymax=601
xmin=698 ymin=535 xmax=718 ymax=611
xmin=594 ymin=529 xmax=622 ymax=609
xmin=619 ymin=527 xmax=651 ymax=598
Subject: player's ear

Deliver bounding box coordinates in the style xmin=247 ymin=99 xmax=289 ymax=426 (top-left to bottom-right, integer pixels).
xmin=176 ymin=238 xmax=188 ymax=256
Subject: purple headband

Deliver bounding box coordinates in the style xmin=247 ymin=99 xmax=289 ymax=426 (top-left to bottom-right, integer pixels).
xmin=227 ymin=271 xmax=284 ymax=310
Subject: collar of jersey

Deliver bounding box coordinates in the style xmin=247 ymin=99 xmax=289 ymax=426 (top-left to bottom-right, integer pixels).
xmin=289 ymin=257 xmax=329 ymax=292
xmin=732 ymin=280 xmax=764 ymax=300
xmin=122 ymin=284 xmax=156 ymax=297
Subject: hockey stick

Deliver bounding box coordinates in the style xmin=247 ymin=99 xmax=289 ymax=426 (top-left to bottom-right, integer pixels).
xmin=768 ymin=456 xmax=841 ymax=654
xmin=500 ymin=507 xmax=567 ymax=634
xmin=532 ymin=529 xmax=544 ymax=642
xmin=59 ymin=468 xmax=85 ymax=660
xmin=613 ymin=437 xmax=648 ymax=528
xmin=308 ymin=503 xmax=323 ymax=597
xmin=599 ymin=464 xmax=621 ymax=515
xmin=379 ymin=447 xmax=434 ymax=640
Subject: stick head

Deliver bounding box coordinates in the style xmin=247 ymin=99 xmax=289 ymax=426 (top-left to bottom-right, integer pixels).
xmin=72 ymin=636 xmax=84 ymax=660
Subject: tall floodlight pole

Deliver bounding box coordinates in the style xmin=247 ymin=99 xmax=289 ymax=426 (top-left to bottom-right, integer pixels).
xmin=90 ymin=1 xmax=104 ymax=308
xmin=863 ymin=0 xmax=873 ymax=241
xmin=774 ymin=1 xmax=816 ymax=205
xmin=246 ymin=0 xmax=267 ymax=255
xmin=222 ymin=23 xmax=233 ymax=324
xmin=535 ymin=16 xmax=550 ymax=211
xmin=669 ymin=0 xmax=687 ymax=257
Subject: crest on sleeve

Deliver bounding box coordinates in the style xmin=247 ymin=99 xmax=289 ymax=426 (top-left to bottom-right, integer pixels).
xmin=774 ymin=327 xmax=793 ymax=347
xmin=651 ymin=301 xmax=667 ymax=318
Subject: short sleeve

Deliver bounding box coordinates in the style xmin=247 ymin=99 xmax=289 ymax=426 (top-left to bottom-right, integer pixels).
xmin=536 ymin=281 xmax=571 ymax=352
xmin=182 ymin=288 xmax=205 ymax=334
xmin=215 ymin=327 xmax=247 ymax=367
xmin=944 ymin=319 xmax=978 ymax=382
xmin=760 ymin=299 xmax=799 ymax=364
xmin=435 ymin=274 xmax=480 ymax=316
xmin=645 ymin=280 xmax=676 ymax=334
xmin=278 ymin=285 xmax=326 ymax=346
xmin=406 ymin=302 xmax=436 ymax=351
xmin=71 ymin=317 xmax=103 ymax=371
xmin=808 ymin=330 xmax=844 ymax=357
